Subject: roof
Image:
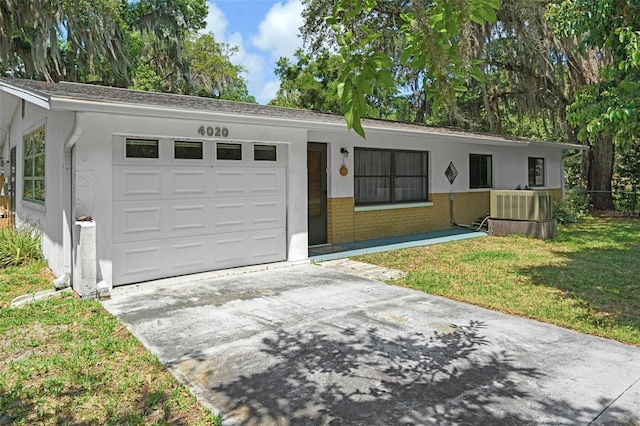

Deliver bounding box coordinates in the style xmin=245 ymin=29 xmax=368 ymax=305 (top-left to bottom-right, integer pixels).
xmin=0 ymin=78 xmax=586 ymax=150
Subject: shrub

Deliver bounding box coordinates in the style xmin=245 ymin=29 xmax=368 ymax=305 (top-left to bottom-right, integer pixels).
xmin=553 ymin=188 xmax=591 ymax=224
xmin=0 ymin=226 xmax=43 ymax=267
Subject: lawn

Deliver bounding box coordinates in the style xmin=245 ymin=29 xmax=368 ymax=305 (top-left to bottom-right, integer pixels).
xmin=0 ymin=262 xmax=220 ymax=425
xmin=355 ymin=217 xmax=640 ymax=346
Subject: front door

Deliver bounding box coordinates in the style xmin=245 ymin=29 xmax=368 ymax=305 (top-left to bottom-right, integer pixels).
xmin=307 ymin=143 xmax=327 ymax=245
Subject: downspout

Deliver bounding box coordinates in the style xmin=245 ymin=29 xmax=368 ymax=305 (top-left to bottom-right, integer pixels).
xmin=54 ymin=112 xmax=84 ymax=290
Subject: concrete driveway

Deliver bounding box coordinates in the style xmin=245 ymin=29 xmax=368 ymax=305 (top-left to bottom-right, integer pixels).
xmin=102 ymin=263 xmax=640 ymax=425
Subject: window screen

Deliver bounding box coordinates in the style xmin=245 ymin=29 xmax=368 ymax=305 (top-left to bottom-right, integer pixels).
xmin=354 ymin=148 xmax=428 ymax=205
xmin=528 ymin=157 xmax=545 ymax=187
xmin=469 ymin=154 xmax=493 ymax=189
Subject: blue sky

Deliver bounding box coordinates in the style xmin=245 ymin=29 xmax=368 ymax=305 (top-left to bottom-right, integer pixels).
xmin=204 ymin=1 xmax=305 ymax=104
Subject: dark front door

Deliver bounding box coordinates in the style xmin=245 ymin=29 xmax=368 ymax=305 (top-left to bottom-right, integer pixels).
xmin=307 ymin=143 xmax=327 ymax=245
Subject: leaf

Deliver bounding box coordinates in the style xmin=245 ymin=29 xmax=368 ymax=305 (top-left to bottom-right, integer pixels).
xmin=377 ymin=69 xmax=394 ymax=87
xmin=468 ymin=66 xmax=485 ymax=82
xmin=371 ymin=51 xmax=391 ymax=68
xmin=469 ymin=14 xmax=486 ymax=25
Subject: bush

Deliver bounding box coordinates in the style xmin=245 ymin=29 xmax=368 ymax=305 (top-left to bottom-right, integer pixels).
xmin=553 ymin=188 xmax=591 ymax=224
xmin=0 ymin=226 xmax=43 ymax=267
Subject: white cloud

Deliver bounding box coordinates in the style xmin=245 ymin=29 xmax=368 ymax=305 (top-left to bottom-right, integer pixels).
xmin=203 ymin=1 xmax=305 ymax=104
xmin=204 ymin=2 xmax=228 ymax=42
xmin=251 ymin=0 xmax=304 ymax=61
xmin=258 ymin=80 xmax=281 ymax=104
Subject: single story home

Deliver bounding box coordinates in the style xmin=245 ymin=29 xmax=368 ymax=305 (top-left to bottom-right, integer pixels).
xmin=0 ymin=78 xmax=583 ymax=296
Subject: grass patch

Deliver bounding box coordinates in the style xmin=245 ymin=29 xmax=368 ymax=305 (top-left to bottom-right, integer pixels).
xmin=0 ymin=263 xmax=220 ymax=425
xmin=355 ymin=217 xmax=640 ymax=346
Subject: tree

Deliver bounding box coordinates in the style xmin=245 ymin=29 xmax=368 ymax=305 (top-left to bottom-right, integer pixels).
xmin=324 ymin=0 xmax=501 ymax=137
xmin=301 ymin=0 xmax=428 ymax=122
xmin=0 ymin=0 xmax=208 ymax=89
xmin=0 ymin=0 xmax=128 ymax=81
xmin=269 ymin=49 xmax=343 ymax=113
xmin=125 ymin=0 xmax=208 ymax=91
xmin=269 ymin=48 xmax=412 ymax=119
xmin=182 ymin=33 xmax=255 ymax=102
xmin=547 ymin=0 xmax=640 ymax=209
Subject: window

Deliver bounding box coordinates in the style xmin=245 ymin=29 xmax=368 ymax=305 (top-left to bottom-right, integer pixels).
xmin=217 ymin=143 xmax=242 ymax=160
xmin=528 ymin=157 xmax=545 ymax=187
xmin=23 ymin=126 xmax=45 ymax=202
xmin=469 ymin=154 xmax=493 ymax=189
xmin=22 ymin=126 xmax=45 ymax=202
xmin=354 ymin=148 xmax=428 ymax=205
xmin=126 ymin=139 xmax=159 ymax=158
xmin=254 ymin=144 xmax=277 ymax=161
xmin=174 ymin=141 xmax=203 ymax=159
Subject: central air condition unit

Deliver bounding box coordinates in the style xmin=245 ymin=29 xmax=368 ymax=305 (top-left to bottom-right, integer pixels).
xmin=490 ymin=190 xmax=553 ymax=221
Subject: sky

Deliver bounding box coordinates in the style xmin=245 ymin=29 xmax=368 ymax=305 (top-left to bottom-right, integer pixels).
xmin=204 ymin=0 xmax=305 ymax=104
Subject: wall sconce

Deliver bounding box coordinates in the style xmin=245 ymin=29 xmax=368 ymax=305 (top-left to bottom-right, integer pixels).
xmin=339 ymin=148 xmax=349 ymax=176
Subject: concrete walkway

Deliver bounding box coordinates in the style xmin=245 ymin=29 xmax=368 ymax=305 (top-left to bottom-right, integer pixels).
xmin=102 ymin=263 xmax=640 ymax=425
xmin=308 ymin=228 xmax=486 ymax=261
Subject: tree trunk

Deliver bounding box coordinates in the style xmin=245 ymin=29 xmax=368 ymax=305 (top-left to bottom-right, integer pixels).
xmin=584 ymin=134 xmax=615 ymax=210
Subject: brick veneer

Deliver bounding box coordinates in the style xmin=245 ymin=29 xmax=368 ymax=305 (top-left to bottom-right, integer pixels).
xmin=326 ymin=188 xmax=562 ymax=244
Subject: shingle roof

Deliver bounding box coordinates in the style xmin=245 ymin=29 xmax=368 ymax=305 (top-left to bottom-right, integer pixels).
xmin=0 ymin=78 xmax=585 ymax=148
xmin=1 ymin=77 xmax=347 ymax=122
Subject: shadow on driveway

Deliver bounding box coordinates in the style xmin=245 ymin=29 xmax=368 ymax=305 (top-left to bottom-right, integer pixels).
xmin=104 ymin=264 xmax=640 ymax=425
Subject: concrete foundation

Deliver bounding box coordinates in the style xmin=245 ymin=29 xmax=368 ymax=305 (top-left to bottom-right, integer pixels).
xmin=488 ymin=218 xmax=557 ymax=240
xmin=73 ymin=220 xmax=97 ymax=298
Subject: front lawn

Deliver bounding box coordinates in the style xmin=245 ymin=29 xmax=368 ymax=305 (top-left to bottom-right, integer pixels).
xmin=355 ymin=217 xmax=640 ymax=346
xmin=0 ymin=261 xmax=220 ymax=425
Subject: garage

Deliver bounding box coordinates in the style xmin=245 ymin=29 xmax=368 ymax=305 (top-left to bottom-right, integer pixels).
xmin=111 ymin=137 xmax=287 ymax=285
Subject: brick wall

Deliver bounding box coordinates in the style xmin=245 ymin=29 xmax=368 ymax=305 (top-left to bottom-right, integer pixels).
xmin=327 ymin=191 xmax=495 ymax=243
xmin=327 ymin=197 xmax=355 ymax=243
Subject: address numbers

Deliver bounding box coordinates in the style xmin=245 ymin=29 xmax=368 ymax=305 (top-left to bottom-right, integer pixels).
xmin=198 ymin=125 xmax=229 ymax=137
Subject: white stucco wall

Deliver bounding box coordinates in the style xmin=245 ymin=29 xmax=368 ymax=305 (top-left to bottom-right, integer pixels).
xmin=8 ymin=102 xmax=74 ymax=279
xmin=307 ymin=128 xmax=564 ymax=200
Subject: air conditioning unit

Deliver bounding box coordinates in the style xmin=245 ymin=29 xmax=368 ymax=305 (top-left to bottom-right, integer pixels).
xmin=490 ymin=190 xmax=553 ymax=221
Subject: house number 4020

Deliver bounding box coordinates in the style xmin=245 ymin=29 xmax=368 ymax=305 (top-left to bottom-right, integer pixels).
xmin=197 ymin=125 xmax=229 ymax=137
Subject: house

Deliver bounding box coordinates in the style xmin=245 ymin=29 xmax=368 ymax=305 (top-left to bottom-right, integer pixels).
xmin=0 ymin=78 xmax=583 ymax=296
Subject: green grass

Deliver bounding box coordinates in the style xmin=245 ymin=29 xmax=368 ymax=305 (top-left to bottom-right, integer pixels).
xmin=355 ymin=217 xmax=640 ymax=346
xmin=0 ymin=261 xmax=219 ymax=425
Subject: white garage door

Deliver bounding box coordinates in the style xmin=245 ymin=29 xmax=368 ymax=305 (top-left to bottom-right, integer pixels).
xmin=112 ymin=138 xmax=287 ymax=285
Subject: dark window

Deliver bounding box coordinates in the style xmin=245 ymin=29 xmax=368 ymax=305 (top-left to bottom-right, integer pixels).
xmin=469 ymin=154 xmax=493 ymax=189
xmin=126 ymin=139 xmax=159 ymax=158
xmin=174 ymin=141 xmax=203 ymax=159
xmin=528 ymin=157 xmax=545 ymax=187
xmin=217 ymin=143 xmax=242 ymax=160
xmin=354 ymin=148 xmax=428 ymax=205
xmin=254 ymin=144 xmax=277 ymax=161
xmin=23 ymin=126 xmax=45 ymax=202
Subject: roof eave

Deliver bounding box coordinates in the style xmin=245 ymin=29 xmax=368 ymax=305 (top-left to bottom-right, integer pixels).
xmin=0 ymin=81 xmax=51 ymax=109
xmin=49 ymin=96 xmax=583 ymax=150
